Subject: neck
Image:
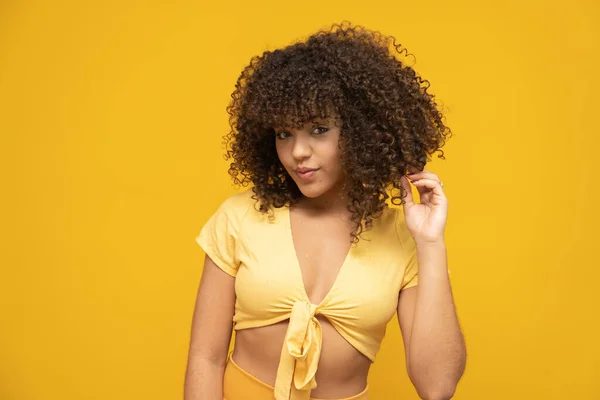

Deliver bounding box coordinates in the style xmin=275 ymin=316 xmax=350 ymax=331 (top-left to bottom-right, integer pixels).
xmin=296 ymin=182 xmax=350 ymax=216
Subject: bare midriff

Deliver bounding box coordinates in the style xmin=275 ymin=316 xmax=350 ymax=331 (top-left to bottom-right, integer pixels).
xmin=232 ymin=316 xmax=371 ymax=399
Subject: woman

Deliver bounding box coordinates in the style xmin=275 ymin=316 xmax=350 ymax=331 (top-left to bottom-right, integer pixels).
xmin=185 ymin=22 xmax=466 ymax=400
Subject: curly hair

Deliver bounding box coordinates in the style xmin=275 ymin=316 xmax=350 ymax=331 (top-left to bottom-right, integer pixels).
xmin=223 ymin=21 xmax=452 ymax=244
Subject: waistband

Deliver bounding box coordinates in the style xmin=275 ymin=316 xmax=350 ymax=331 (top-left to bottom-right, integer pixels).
xmin=223 ymin=354 xmax=369 ymax=400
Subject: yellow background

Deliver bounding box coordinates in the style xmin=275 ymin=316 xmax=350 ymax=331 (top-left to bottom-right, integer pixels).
xmin=1 ymin=1 xmax=598 ymax=399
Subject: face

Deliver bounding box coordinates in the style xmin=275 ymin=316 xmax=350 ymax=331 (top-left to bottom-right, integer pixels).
xmin=274 ymin=117 xmax=347 ymax=200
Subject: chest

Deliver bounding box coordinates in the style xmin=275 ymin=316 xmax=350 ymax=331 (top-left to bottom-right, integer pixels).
xmin=237 ymin=205 xmax=403 ymax=302
xmin=233 ymin=205 xmax=408 ymax=330
xmin=288 ymin=211 xmax=355 ymax=305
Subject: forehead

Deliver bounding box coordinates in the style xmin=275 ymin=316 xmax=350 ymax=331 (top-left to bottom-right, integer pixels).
xmin=273 ymin=112 xmax=341 ymax=129
xmin=268 ymin=102 xmax=340 ymax=128
xmin=275 ymin=117 xmax=328 ymax=127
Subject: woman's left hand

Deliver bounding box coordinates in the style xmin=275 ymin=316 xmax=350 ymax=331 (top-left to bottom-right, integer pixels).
xmin=399 ymin=167 xmax=448 ymax=244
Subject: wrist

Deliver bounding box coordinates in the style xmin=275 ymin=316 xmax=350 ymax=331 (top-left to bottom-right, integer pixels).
xmin=415 ymin=239 xmax=446 ymax=250
xmin=415 ymin=240 xmax=448 ymax=273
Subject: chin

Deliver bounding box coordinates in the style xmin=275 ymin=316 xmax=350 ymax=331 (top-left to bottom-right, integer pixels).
xmin=295 ymin=182 xmax=334 ymax=198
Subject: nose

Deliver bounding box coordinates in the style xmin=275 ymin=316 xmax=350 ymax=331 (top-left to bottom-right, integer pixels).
xmin=291 ymin=134 xmax=312 ymax=160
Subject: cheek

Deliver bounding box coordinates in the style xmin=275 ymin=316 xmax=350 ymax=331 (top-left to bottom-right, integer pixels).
xmin=326 ymin=142 xmax=343 ymax=166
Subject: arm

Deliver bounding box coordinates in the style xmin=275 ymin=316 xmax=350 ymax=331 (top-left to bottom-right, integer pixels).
xmin=397 ymin=241 xmax=466 ymax=400
xmin=184 ymin=254 xmax=236 ymax=400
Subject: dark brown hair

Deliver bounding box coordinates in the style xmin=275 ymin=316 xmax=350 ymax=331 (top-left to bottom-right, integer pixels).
xmin=223 ymin=21 xmax=452 ymax=243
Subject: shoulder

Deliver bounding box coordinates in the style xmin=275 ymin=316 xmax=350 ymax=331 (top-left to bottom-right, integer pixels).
xmin=371 ymin=205 xmax=407 ymax=238
xmin=221 ymin=187 xmax=255 ymax=208
xmin=371 ymin=205 xmax=413 ymax=251
xmin=216 ymin=188 xmax=256 ymax=222
xmin=393 ymin=206 xmax=411 ymax=242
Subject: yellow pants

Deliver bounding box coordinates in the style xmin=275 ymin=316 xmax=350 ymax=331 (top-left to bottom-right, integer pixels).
xmin=223 ymin=355 xmax=369 ymax=400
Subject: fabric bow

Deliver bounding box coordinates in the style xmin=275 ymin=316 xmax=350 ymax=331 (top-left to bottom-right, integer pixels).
xmin=274 ymin=301 xmax=323 ymax=400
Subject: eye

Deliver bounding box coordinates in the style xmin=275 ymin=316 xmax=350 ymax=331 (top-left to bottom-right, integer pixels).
xmin=313 ymin=126 xmax=329 ymax=135
xmin=275 ymin=130 xmax=291 ymax=140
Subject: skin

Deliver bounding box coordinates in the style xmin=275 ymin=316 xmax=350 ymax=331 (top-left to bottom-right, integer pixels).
xmin=242 ymin=117 xmax=372 ymax=397
xmin=184 ymin=118 xmax=466 ymax=399
xmin=273 ymin=117 xmax=350 ymax=211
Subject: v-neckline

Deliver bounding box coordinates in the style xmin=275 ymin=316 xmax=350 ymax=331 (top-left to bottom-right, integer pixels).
xmin=283 ymin=205 xmax=355 ymax=307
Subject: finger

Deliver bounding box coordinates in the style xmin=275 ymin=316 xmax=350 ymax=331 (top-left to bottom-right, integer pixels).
xmin=407 ymin=170 xmax=439 ymax=182
xmin=410 ymin=178 xmax=445 ymax=195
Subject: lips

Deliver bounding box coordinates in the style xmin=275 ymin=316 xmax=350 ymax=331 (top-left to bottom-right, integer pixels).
xmin=295 ymin=167 xmax=318 ymax=173
xmin=295 ymin=168 xmax=319 ymax=180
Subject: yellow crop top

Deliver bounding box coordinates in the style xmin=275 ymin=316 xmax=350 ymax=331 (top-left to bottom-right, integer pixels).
xmin=195 ymin=189 xmax=419 ymax=400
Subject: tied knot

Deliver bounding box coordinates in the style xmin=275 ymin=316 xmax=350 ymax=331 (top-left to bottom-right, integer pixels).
xmin=274 ymin=300 xmax=323 ymax=400
xmin=286 ymin=301 xmax=319 ymax=362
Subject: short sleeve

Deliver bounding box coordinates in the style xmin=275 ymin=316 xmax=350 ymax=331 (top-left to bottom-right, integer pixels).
xmin=195 ymin=195 xmax=246 ymax=277
xmin=395 ymin=208 xmax=419 ymax=291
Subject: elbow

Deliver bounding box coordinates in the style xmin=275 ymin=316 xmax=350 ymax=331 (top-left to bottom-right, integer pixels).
xmin=416 ymin=385 xmax=457 ymax=400
xmin=408 ymin=346 xmax=466 ymax=400
xmin=408 ymin=368 xmax=458 ymax=400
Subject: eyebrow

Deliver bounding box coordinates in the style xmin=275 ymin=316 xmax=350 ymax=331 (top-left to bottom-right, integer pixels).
xmin=274 ymin=119 xmax=331 ymax=130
